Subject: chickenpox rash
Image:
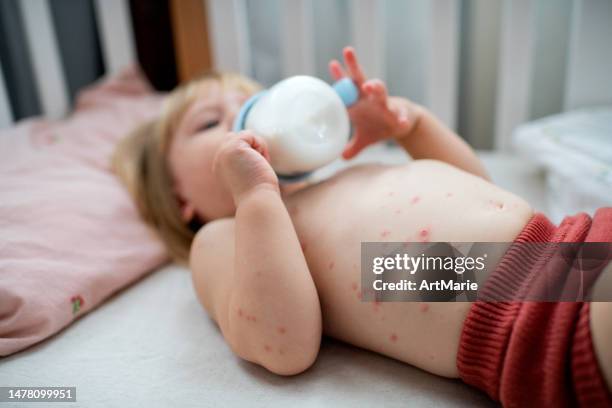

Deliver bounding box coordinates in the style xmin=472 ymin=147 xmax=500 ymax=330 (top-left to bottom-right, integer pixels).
xmin=246 ymin=315 xmax=257 ymax=322
xmin=277 ymin=326 xmax=286 ymax=334
xmin=387 ymin=191 xmax=395 ymax=197
xmin=278 ymin=349 xmax=285 ymax=356
xmin=380 ymin=229 xmax=391 ymax=238
xmin=356 ymin=290 xmax=363 ymax=300
xmin=372 ymin=299 xmax=381 ymax=313
xmin=300 ymin=241 xmax=308 ymax=252
xmin=328 ymin=261 xmax=335 ymax=270
xmin=418 ymin=227 xmax=431 ymax=242
xmin=446 ymin=192 xmax=454 ymax=198
xmin=419 ymin=303 xmax=429 ymax=313
xmin=489 ymin=199 xmax=505 ymax=210
xmin=410 ymin=196 xmax=421 ymax=205
xmin=395 ymin=209 xmax=402 ymax=215
xmin=390 ymin=333 xmax=398 ymax=343
xmin=264 ymin=344 xmax=272 ymax=352
xmin=237 ymin=308 xmax=243 ymax=317
xmin=351 ymin=282 xmax=358 ymax=291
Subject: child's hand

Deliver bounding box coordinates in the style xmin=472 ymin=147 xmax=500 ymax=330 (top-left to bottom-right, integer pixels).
xmin=329 ymin=46 xmax=423 ymax=159
xmin=212 ymin=130 xmax=279 ymax=205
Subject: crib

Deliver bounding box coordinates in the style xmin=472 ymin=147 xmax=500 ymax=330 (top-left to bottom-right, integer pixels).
xmin=1 ymin=1 xmax=611 ymax=407
xmin=1 ymin=0 xmax=611 ymax=151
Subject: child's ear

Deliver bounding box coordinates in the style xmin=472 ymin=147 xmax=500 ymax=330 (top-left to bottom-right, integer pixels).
xmin=181 ymin=202 xmax=196 ymax=223
xmin=175 ymin=192 xmax=196 ymax=223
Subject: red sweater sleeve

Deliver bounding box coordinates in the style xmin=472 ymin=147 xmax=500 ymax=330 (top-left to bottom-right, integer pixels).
xmin=457 ymin=209 xmax=612 ymax=407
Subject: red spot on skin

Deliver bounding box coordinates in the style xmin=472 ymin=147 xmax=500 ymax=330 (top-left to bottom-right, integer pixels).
xmin=279 ymin=349 xmax=285 ymax=355
xmin=418 ymin=228 xmax=431 ymax=242
xmin=372 ymin=299 xmax=381 ymax=313
xmin=300 ymin=241 xmax=308 ymax=252
xmin=277 ymin=326 xmax=286 ymax=334
xmin=446 ymin=192 xmax=454 ymax=198
xmin=264 ymin=344 xmax=272 ymax=352
xmin=410 ymin=196 xmax=421 ymax=205
xmin=380 ymin=229 xmax=391 ymax=238
xmin=419 ymin=303 xmax=429 ymax=313
xmin=395 ymin=209 xmax=402 ymax=215
xmin=387 ymin=191 xmax=395 ymax=197
xmin=328 ymin=261 xmax=335 ymax=270
xmin=356 ymin=290 xmax=363 ymax=300
xmin=351 ymin=282 xmax=358 ymax=291
xmin=237 ymin=308 xmax=243 ymax=317
xmin=247 ymin=315 xmax=257 ymax=322
xmin=429 ymin=355 xmax=435 ymax=360
xmin=381 ymin=316 xmax=386 ymax=321
xmin=390 ymin=333 xmax=398 ymax=343
xmin=489 ymin=199 xmax=505 ymax=210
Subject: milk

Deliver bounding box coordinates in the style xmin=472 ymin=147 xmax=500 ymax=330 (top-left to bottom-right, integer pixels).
xmin=233 ymin=76 xmax=358 ymax=180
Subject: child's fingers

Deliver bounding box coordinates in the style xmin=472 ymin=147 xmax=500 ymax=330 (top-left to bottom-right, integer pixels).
xmin=329 ymin=60 xmax=346 ymax=81
xmin=342 ymin=133 xmax=369 ymax=160
xmin=343 ymin=46 xmax=367 ymax=85
xmin=362 ymin=79 xmax=387 ymax=104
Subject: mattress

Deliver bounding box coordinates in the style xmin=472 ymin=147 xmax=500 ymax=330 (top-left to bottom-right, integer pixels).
xmin=0 ymin=148 xmax=544 ymax=407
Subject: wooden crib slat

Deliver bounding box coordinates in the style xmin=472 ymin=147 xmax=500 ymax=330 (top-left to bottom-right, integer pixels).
xmin=280 ymin=0 xmax=315 ymax=77
xmin=349 ymin=0 xmax=385 ymax=81
xmin=564 ymin=0 xmax=612 ymax=110
xmin=494 ymin=0 xmax=535 ymax=151
xmin=205 ymin=0 xmax=251 ymax=75
xmin=426 ymin=0 xmax=460 ymax=130
xmin=0 ymin=58 xmax=14 ymax=129
xmin=170 ymin=0 xmax=212 ymax=82
xmin=93 ymin=0 xmax=136 ymax=75
xmin=18 ymin=0 xmax=69 ymax=119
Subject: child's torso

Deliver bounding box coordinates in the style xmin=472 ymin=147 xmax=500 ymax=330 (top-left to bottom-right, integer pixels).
xmin=283 ymin=159 xmax=533 ymax=376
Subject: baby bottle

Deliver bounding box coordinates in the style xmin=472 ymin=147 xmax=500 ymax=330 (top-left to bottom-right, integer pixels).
xmin=232 ymin=75 xmax=358 ymax=181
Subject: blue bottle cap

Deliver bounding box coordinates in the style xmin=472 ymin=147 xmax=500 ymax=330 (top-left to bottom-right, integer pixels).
xmin=332 ymin=77 xmax=359 ymax=107
xmin=232 ymin=90 xmax=267 ymax=132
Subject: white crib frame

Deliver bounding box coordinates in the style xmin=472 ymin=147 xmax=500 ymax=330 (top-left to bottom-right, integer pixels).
xmin=0 ymin=0 xmax=136 ymax=126
xmin=1 ymin=0 xmax=611 ymax=152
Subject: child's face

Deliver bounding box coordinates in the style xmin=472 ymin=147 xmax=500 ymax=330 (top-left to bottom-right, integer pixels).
xmin=168 ymin=80 xmax=249 ymax=223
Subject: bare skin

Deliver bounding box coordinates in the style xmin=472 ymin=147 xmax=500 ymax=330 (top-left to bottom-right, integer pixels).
xmin=191 ymin=160 xmax=533 ymax=377
xmin=172 ymin=47 xmax=611 ymax=388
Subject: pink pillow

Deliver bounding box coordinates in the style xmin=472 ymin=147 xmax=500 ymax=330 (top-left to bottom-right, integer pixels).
xmin=0 ymin=67 xmax=168 ymax=356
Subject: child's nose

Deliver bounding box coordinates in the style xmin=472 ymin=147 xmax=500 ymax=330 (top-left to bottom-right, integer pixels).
xmin=227 ymin=100 xmax=246 ymax=127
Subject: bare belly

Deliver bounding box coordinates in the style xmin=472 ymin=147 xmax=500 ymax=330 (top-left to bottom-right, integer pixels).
xmin=283 ymin=160 xmax=533 ymax=377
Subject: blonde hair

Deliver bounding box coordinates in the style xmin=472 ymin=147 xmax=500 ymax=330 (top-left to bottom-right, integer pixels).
xmin=112 ymin=71 xmax=261 ymax=263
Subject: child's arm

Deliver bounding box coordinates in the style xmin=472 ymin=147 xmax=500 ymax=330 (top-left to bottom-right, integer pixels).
xmin=393 ymin=101 xmax=489 ymax=180
xmin=330 ymin=47 xmax=489 ymax=180
xmin=190 ymin=131 xmax=322 ymax=376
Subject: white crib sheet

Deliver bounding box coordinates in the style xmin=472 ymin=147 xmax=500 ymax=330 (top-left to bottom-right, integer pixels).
xmin=0 ymin=149 xmax=544 ymax=407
